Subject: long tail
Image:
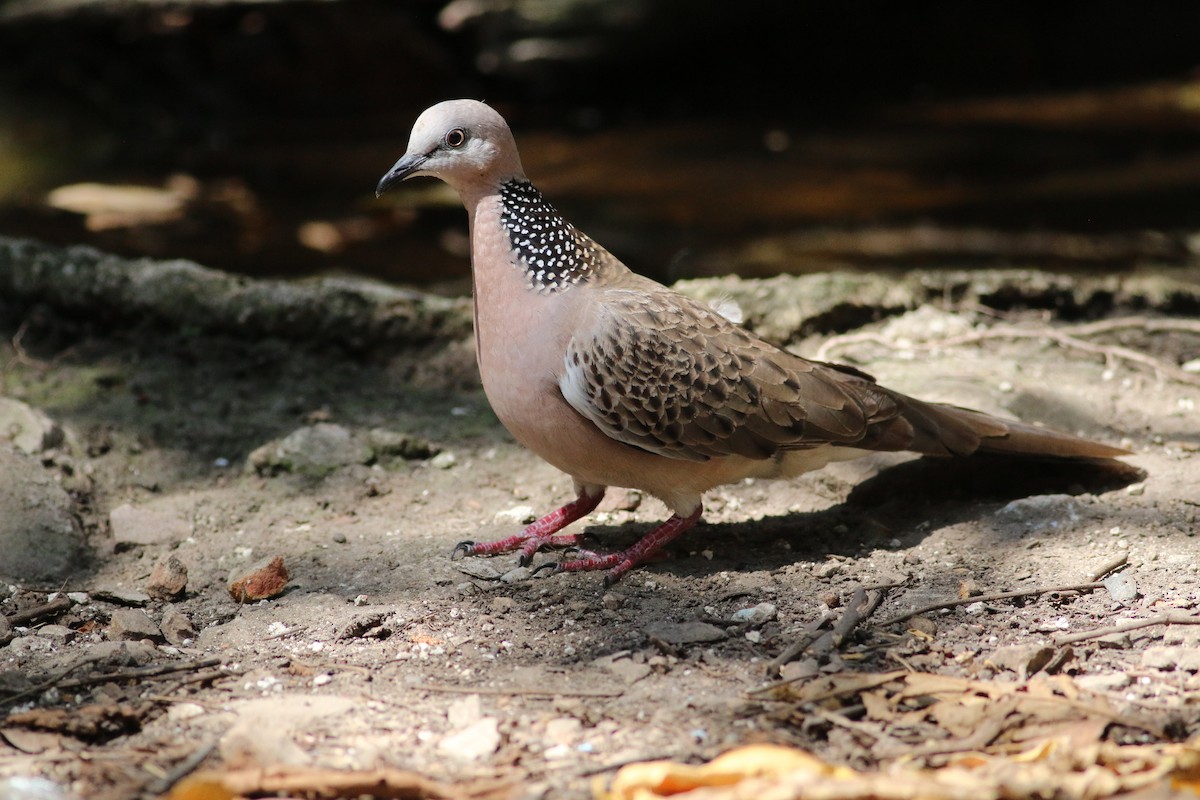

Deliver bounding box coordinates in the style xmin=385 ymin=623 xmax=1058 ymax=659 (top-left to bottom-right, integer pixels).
xmin=880 ymin=393 xmax=1130 ymax=460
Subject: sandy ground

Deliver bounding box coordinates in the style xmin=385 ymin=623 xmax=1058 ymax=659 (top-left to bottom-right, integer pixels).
xmin=0 ymin=281 xmax=1198 ymax=799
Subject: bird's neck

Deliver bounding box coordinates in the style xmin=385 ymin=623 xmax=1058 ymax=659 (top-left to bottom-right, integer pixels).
xmin=465 ymin=178 xmax=611 ymax=295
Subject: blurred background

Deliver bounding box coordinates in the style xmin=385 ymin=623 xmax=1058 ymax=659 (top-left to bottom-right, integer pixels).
xmin=1 ymin=0 xmax=1198 ymax=292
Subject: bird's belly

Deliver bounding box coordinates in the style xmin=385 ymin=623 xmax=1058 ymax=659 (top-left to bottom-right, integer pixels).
xmin=482 ymin=368 xmax=867 ymax=512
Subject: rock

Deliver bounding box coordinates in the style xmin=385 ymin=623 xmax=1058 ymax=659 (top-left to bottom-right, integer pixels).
xmin=730 ymin=602 xmax=778 ymax=625
xmin=438 ymin=717 xmax=500 ymax=762
xmin=1076 ymin=673 xmax=1132 ymax=692
xmin=453 ymin=560 xmax=502 ymax=581
xmin=545 ymin=717 xmax=582 ymax=745
xmin=605 ymin=658 xmax=652 ymax=685
xmin=0 ymin=776 xmax=76 ymax=800
xmin=1096 ymin=632 xmax=1131 ymax=650
xmin=91 ymin=587 xmax=151 ymax=606
xmin=0 ymin=670 xmax=36 ymax=696
xmin=219 ymin=695 xmax=357 ymax=766
xmin=227 ymin=556 xmax=289 ymax=602
xmin=879 ymin=305 xmax=974 ymax=344
xmin=366 ymin=428 xmax=437 ymax=460
xmin=814 ymin=560 xmax=841 ymax=578
xmin=644 ymin=620 xmax=726 ymax=645
xmin=0 ymin=445 xmax=84 ymax=582
xmin=107 ymin=608 xmax=163 ymax=642
xmin=88 ymin=640 xmax=159 ymax=666
xmin=494 ymin=505 xmax=536 ymax=525
xmin=0 ymin=614 xmax=14 ymax=646
xmin=500 ymin=566 xmax=532 ymax=584
xmin=1142 ymin=646 xmax=1200 ymax=672
xmin=429 ymin=451 xmax=457 ymax=469
xmin=446 ymin=694 xmax=482 ymax=728
xmin=109 ymin=503 xmax=193 ymax=546
xmin=993 ymin=495 xmax=1080 ymax=531
xmin=34 ymin=625 xmax=75 ymax=645
xmin=247 ymin=423 xmax=372 ymax=477
xmin=988 ymin=645 xmax=1056 ymax=678
xmin=0 ymin=398 xmax=64 ymax=455
xmin=1103 ymin=571 xmax=1139 ymax=606
xmin=145 ymin=554 xmax=188 ymax=600
xmin=160 ymin=605 xmax=197 ymax=646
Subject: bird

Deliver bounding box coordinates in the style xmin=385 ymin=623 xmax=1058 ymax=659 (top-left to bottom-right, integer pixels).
xmin=376 ymin=99 xmax=1129 ymax=585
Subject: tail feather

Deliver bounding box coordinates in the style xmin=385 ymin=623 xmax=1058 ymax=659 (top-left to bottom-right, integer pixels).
xmin=878 ymin=394 xmax=1130 ymax=460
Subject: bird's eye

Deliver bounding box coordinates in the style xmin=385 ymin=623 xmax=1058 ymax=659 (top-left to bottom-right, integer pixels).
xmin=445 ymin=128 xmax=467 ymax=148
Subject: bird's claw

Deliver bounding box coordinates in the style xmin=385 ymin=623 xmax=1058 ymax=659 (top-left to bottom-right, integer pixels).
xmin=450 ymin=541 xmax=475 ymax=560
xmin=531 ymin=561 xmax=561 ymax=578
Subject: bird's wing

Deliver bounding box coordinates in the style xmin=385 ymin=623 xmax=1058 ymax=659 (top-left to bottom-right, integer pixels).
xmin=559 ymin=287 xmax=905 ymax=461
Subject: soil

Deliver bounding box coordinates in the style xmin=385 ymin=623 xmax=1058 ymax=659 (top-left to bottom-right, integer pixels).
xmin=0 ymin=273 xmax=1198 ymax=800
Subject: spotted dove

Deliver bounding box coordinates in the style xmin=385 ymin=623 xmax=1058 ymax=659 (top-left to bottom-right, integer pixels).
xmin=376 ymin=100 xmax=1129 ymax=585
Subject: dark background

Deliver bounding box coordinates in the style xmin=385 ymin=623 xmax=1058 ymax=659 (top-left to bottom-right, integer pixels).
xmin=1 ymin=0 xmax=1198 ymax=286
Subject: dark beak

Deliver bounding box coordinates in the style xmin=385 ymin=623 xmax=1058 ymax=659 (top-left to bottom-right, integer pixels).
xmin=375 ymin=153 xmax=428 ymax=197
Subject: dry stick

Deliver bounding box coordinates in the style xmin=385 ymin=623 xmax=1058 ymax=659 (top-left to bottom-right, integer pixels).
xmin=413 ymin=683 xmax=623 ymax=699
xmin=767 ymin=586 xmax=886 ymax=676
xmin=1054 ymin=612 xmax=1200 ymax=646
xmin=815 ymin=318 xmax=1200 ymax=386
xmin=147 ymin=740 xmax=220 ymax=797
xmin=1 ymin=657 xmax=224 ymax=707
xmin=1088 ymin=553 xmax=1129 ymax=582
xmin=1066 ymin=317 xmax=1200 ymax=337
xmin=764 ymin=614 xmax=832 ymax=677
xmin=877 ymin=581 xmax=1105 ymax=628
xmin=4 ymin=596 xmax=72 ymax=626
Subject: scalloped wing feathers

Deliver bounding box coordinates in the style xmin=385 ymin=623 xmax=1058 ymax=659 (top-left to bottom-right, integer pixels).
xmin=560 ymin=288 xmax=923 ymax=462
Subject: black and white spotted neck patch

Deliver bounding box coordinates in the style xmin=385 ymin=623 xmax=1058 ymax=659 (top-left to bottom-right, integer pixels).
xmin=499 ymin=180 xmax=604 ymax=293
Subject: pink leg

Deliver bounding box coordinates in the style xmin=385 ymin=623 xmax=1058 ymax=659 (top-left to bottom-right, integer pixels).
xmin=553 ymin=504 xmax=703 ymax=586
xmin=452 ymin=488 xmax=605 ymax=566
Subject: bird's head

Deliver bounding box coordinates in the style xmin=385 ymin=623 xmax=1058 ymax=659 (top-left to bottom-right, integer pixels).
xmin=376 ymin=99 xmax=525 ymax=198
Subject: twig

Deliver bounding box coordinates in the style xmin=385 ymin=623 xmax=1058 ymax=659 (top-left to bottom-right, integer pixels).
xmin=1054 ymin=612 xmax=1200 ymax=645
xmin=8 ymin=321 xmax=49 ymax=370
xmin=767 ymin=586 xmax=887 ymax=676
xmin=4 ymin=596 xmax=72 ymax=626
xmin=0 ymin=656 xmax=99 ymax=707
xmin=813 ymin=587 xmax=886 ymax=653
xmin=764 ymin=609 xmax=833 ymax=675
xmin=147 ymin=740 xmax=219 ymax=797
xmin=1089 ymin=554 xmax=1130 ymax=582
xmin=1065 ymin=317 xmax=1200 ymax=338
xmin=815 ymin=317 xmax=1200 ymax=386
xmin=878 ymin=581 xmax=1105 ymax=628
xmin=54 ymin=657 xmax=224 ymax=691
xmin=0 ymin=656 xmax=224 ymax=707
xmin=413 ymin=683 xmax=623 ymax=698
xmin=749 ymin=669 xmax=906 ymax=699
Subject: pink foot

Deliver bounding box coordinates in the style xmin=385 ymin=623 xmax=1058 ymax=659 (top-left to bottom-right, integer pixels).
xmin=551 ymin=505 xmax=703 ymax=585
xmin=452 ymin=489 xmax=605 ymax=566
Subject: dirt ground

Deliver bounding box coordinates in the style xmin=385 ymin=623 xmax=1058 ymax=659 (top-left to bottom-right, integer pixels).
xmin=0 ymin=266 xmax=1198 ymax=799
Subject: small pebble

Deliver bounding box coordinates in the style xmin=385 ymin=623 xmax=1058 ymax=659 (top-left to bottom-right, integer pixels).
xmin=145 ymin=553 xmax=188 ymax=600
xmin=601 ymin=592 xmax=623 ymax=610
xmin=501 ymin=566 xmax=532 ymax=584
xmin=430 ymin=451 xmax=457 ymax=470
xmin=227 ymin=555 xmax=289 ymax=602
xmin=730 ymin=602 xmax=777 ymax=625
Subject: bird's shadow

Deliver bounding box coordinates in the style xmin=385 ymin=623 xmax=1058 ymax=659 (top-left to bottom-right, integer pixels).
xmin=578 ymin=454 xmax=1145 ymax=576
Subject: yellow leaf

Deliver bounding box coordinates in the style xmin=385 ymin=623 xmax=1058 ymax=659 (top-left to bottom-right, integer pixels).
xmin=604 ymin=745 xmax=849 ymax=799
